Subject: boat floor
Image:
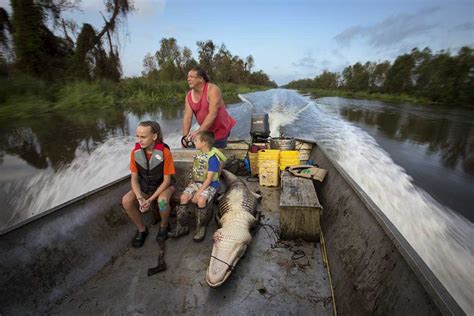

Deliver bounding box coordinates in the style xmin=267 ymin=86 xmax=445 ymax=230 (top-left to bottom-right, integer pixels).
xmin=50 ymin=179 xmax=333 ymax=315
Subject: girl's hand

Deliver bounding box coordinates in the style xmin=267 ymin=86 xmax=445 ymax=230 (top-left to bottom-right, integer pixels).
xmin=138 ymin=197 xmax=150 ymax=213
xmin=192 ymin=194 xmax=200 ymax=204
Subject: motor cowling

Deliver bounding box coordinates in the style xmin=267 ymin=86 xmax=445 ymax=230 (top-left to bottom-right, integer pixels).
xmin=250 ymin=113 xmax=270 ymax=143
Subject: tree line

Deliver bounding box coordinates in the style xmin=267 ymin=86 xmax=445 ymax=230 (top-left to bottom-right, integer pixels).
xmin=0 ymin=1 xmax=276 ymax=88
xmin=0 ymin=0 xmax=133 ymax=82
xmin=285 ymin=47 xmax=474 ymax=105
xmin=142 ymin=37 xmax=277 ymax=87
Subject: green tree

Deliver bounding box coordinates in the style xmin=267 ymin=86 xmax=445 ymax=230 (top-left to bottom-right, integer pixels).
xmin=7 ymin=0 xmax=132 ymax=81
xmin=314 ymin=71 xmax=338 ymax=89
xmin=454 ymin=46 xmax=474 ymax=104
xmin=154 ymin=37 xmax=189 ymax=80
xmin=70 ymin=23 xmax=96 ymax=80
xmin=370 ymin=61 xmax=391 ymax=91
xmin=11 ymin=0 xmax=70 ymax=79
xmin=249 ymin=70 xmax=276 ymax=87
xmin=196 ymin=40 xmax=215 ymax=78
xmin=142 ymin=52 xmax=157 ymax=76
xmin=384 ymin=53 xmax=415 ymax=93
xmin=213 ymin=44 xmax=234 ymax=82
xmin=245 ymin=55 xmax=254 ymax=73
xmin=411 ymin=47 xmax=433 ymax=95
xmin=180 ymin=46 xmax=197 ymax=73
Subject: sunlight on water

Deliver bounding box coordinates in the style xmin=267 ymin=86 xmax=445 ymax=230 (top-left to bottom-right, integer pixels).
xmin=241 ymin=89 xmax=473 ymax=313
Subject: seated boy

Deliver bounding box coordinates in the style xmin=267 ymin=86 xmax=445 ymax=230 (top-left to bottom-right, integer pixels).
xmin=169 ymin=131 xmax=226 ymax=241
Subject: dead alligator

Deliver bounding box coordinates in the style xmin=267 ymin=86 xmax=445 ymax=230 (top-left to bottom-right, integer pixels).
xmin=206 ymin=169 xmax=260 ymax=287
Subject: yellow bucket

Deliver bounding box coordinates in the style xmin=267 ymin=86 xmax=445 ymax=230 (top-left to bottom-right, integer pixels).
xmin=248 ymin=152 xmax=259 ymax=176
xmin=259 ymin=160 xmax=279 ymax=187
xmin=258 ymin=149 xmax=280 ymax=168
xmin=279 ymin=150 xmax=300 ymax=170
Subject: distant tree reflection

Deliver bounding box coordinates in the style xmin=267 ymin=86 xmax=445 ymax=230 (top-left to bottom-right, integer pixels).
xmin=339 ymin=104 xmax=474 ymax=174
xmin=0 ymin=105 xmax=184 ymax=172
xmin=0 ymin=109 xmax=129 ymax=170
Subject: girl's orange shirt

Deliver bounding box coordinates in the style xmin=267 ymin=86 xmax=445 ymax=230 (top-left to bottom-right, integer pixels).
xmin=129 ymin=147 xmax=175 ymax=175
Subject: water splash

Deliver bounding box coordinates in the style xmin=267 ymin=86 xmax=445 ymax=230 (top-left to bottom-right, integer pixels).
xmin=4 ymin=128 xmax=186 ymax=231
xmin=4 ymin=136 xmax=134 ymax=228
xmin=242 ymin=89 xmax=473 ymax=313
xmin=313 ymin=106 xmax=473 ymax=313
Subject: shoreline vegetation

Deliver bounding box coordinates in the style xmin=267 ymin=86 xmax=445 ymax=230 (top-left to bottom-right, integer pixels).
xmin=284 ymin=46 xmax=474 ymax=107
xmin=0 ymin=0 xmax=276 ymax=121
xmin=0 ymin=76 xmax=270 ymax=120
xmin=297 ymin=88 xmax=433 ymax=105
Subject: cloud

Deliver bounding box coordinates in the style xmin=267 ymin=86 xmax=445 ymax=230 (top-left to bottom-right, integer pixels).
xmin=320 ymin=59 xmax=332 ymax=68
xmin=78 ymin=0 xmax=165 ymax=18
xmin=452 ymin=22 xmax=474 ymax=32
xmin=292 ymin=54 xmax=317 ymax=69
xmin=291 ymin=52 xmax=335 ymax=76
xmin=334 ymin=6 xmax=440 ymax=48
xmin=132 ymin=0 xmax=166 ymax=19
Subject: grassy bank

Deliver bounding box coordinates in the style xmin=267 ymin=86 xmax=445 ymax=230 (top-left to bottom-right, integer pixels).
xmin=297 ymin=88 xmax=432 ymax=105
xmin=0 ymin=76 xmax=271 ymax=120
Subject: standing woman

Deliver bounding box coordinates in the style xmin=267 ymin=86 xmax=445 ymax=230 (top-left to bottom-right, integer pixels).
xmin=183 ymin=66 xmax=236 ymax=148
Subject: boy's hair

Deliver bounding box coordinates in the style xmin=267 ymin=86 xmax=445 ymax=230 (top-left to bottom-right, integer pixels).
xmin=196 ymin=131 xmax=214 ymax=147
xmin=138 ymin=121 xmax=163 ymax=143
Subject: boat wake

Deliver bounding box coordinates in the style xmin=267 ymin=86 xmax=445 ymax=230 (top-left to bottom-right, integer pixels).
xmin=240 ymin=89 xmax=473 ymax=313
xmin=3 ymin=137 xmax=134 ymax=229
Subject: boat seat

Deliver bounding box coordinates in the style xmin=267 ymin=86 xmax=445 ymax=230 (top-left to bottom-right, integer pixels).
xmin=279 ymin=170 xmax=323 ymax=241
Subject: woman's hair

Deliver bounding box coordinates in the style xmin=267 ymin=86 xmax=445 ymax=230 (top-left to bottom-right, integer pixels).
xmin=138 ymin=121 xmax=163 ymax=143
xmin=189 ymin=66 xmax=210 ymax=82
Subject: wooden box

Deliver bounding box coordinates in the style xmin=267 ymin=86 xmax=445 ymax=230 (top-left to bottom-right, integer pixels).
xmin=279 ymin=170 xmax=322 ymax=241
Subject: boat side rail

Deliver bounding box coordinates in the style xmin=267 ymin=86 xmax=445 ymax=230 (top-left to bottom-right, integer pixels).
xmin=0 ymin=175 xmax=131 ymax=236
xmin=314 ymin=143 xmax=464 ymax=315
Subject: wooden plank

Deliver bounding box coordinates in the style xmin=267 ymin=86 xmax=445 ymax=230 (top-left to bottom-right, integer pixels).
xmin=280 ymin=171 xmax=321 ymax=208
xmin=280 ymin=171 xmax=322 ymax=241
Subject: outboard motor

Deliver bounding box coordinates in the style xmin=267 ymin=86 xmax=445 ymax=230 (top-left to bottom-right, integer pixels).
xmin=250 ymin=113 xmax=270 ymax=144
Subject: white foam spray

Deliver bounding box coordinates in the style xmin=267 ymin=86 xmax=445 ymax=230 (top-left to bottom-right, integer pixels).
xmin=241 ymin=89 xmax=473 ymax=313
xmin=3 ymin=128 xmax=185 ymax=230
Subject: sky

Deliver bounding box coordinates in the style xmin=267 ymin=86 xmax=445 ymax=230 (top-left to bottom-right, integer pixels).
xmin=1 ymin=0 xmax=473 ymax=85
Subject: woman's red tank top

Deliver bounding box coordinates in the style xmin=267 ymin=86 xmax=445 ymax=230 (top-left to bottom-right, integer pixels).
xmin=187 ymin=83 xmax=236 ymax=140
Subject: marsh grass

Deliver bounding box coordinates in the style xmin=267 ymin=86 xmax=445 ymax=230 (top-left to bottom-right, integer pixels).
xmin=301 ymin=88 xmax=432 ymax=105
xmin=0 ymin=76 xmax=270 ymax=121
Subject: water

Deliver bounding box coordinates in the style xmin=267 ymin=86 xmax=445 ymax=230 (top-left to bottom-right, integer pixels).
xmin=0 ymin=89 xmax=473 ymax=312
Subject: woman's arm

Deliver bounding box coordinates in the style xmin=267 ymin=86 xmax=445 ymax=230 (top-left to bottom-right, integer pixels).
xmin=183 ymin=95 xmax=193 ymax=138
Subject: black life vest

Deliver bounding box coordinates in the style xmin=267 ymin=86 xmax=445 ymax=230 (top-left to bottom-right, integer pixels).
xmin=133 ymin=142 xmax=170 ymax=194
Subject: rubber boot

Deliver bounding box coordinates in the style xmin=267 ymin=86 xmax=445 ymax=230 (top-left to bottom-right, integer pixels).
xmin=168 ymin=204 xmax=189 ymax=238
xmin=193 ymin=205 xmax=212 ymax=242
